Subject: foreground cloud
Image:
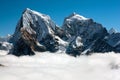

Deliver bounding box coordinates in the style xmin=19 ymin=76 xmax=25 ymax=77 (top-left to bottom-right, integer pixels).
xmin=0 ymin=51 xmax=120 ymax=80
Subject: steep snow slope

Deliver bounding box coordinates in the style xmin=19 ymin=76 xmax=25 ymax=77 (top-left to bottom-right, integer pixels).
xmin=0 ymin=51 xmax=120 ymax=80
xmin=10 ymin=8 xmax=67 ymax=56
xmin=13 ymin=8 xmax=56 ymax=42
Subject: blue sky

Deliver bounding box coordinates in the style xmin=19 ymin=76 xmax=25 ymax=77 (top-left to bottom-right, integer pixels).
xmin=0 ymin=0 xmax=120 ymax=36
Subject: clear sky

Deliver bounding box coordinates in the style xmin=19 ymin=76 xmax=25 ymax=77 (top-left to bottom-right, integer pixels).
xmin=0 ymin=0 xmax=120 ymax=36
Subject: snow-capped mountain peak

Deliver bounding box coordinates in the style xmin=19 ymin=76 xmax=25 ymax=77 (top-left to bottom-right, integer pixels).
xmin=10 ymin=8 xmax=67 ymax=56
xmin=13 ymin=8 xmax=56 ymax=42
xmin=23 ymin=8 xmax=51 ymax=22
xmin=65 ymin=12 xmax=89 ymax=23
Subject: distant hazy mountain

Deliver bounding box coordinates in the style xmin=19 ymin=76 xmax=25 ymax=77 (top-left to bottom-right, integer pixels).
xmin=109 ymin=28 xmax=117 ymax=34
xmin=0 ymin=34 xmax=12 ymax=50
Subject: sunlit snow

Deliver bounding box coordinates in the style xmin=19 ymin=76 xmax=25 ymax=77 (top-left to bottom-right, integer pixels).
xmin=0 ymin=51 xmax=120 ymax=80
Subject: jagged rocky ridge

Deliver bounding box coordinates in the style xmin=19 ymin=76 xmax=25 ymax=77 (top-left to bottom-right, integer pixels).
xmin=6 ymin=8 xmax=120 ymax=56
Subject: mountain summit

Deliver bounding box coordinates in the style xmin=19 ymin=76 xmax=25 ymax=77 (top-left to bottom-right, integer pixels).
xmin=7 ymin=8 xmax=120 ymax=56
xmin=9 ymin=8 xmax=64 ymax=56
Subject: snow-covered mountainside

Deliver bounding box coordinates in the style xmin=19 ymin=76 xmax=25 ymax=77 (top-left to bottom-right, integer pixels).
xmin=62 ymin=13 xmax=119 ymax=56
xmin=9 ymin=8 xmax=67 ymax=56
xmin=13 ymin=8 xmax=56 ymax=42
xmin=62 ymin=13 xmax=107 ymax=39
xmin=1 ymin=51 xmax=120 ymax=80
xmin=1 ymin=8 xmax=119 ymax=56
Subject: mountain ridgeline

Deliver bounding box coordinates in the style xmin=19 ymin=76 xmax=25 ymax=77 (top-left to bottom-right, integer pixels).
xmin=5 ymin=8 xmax=120 ymax=56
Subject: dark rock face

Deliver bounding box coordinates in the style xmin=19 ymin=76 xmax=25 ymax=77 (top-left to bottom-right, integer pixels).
xmin=54 ymin=26 xmax=68 ymax=40
xmin=106 ymin=33 xmax=120 ymax=52
xmin=66 ymin=36 xmax=83 ymax=56
xmin=9 ymin=28 xmax=46 ymax=56
xmin=89 ymin=39 xmax=115 ymax=53
xmin=40 ymin=34 xmax=59 ymax=52
xmin=9 ymin=38 xmax=35 ymax=56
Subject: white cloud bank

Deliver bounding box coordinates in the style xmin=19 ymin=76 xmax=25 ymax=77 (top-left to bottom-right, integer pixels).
xmin=0 ymin=51 xmax=120 ymax=80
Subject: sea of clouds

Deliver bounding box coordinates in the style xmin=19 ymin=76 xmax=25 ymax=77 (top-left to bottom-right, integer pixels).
xmin=0 ymin=50 xmax=120 ymax=80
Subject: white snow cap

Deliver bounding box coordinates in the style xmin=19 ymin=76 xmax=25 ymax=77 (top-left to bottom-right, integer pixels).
xmin=24 ymin=8 xmax=50 ymax=20
xmin=65 ymin=12 xmax=89 ymax=22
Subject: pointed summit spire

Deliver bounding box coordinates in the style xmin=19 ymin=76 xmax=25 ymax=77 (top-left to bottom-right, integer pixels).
xmin=65 ymin=12 xmax=89 ymax=22
xmin=23 ymin=8 xmax=32 ymax=14
xmin=26 ymin=8 xmax=31 ymax=11
xmin=24 ymin=8 xmax=32 ymax=12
